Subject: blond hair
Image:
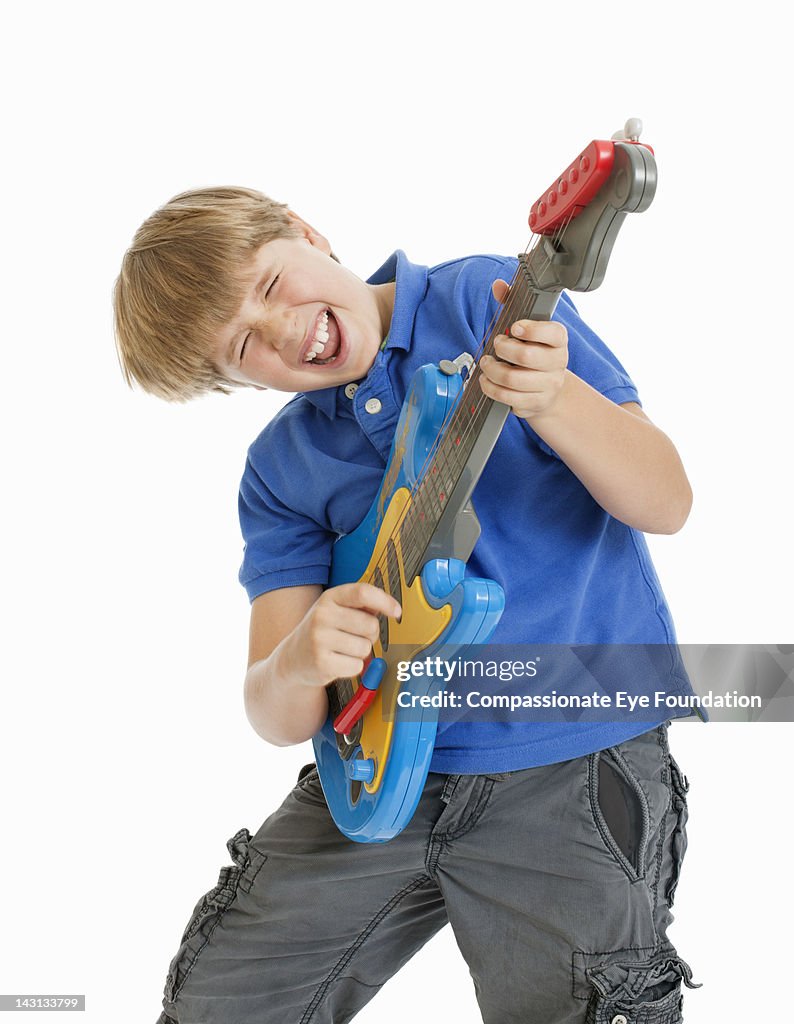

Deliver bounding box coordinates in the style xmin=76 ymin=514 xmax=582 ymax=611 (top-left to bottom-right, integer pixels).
xmin=113 ymin=187 xmax=300 ymax=402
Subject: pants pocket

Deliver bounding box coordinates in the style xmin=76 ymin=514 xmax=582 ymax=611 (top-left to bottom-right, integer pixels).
xmin=665 ymin=755 xmax=689 ymax=907
xmin=588 ymin=746 xmax=651 ymax=881
xmin=163 ymin=827 xmax=261 ymax=1004
xmin=584 ymin=950 xmax=699 ymax=1024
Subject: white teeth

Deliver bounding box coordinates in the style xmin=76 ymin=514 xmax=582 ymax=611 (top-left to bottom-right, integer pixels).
xmin=314 ymin=310 xmax=330 ymax=344
xmin=304 ymin=310 xmax=332 ymax=363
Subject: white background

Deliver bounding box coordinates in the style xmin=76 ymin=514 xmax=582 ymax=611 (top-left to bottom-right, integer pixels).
xmin=1 ymin=2 xmax=791 ymax=1021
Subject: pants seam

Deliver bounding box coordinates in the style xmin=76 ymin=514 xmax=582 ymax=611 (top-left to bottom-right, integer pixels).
xmin=425 ymin=833 xmax=445 ymax=880
xmin=298 ymin=874 xmax=432 ymax=1024
xmin=426 ymin=778 xmax=496 ymax=878
xmin=441 ymin=775 xmax=460 ymax=803
xmin=436 ymin=778 xmax=495 ymax=843
xmin=649 ymin=725 xmax=670 ymax=933
xmin=166 ymin=875 xmax=241 ymax=1005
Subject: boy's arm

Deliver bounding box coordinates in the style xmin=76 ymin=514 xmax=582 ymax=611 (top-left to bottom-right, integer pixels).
xmin=244 ymin=583 xmax=401 ymax=747
xmin=479 ymin=281 xmax=692 ymax=535
xmin=530 ymin=378 xmax=692 ymax=534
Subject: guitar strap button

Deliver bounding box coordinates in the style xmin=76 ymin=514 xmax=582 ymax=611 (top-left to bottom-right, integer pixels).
xmin=439 ymin=353 xmax=475 ymax=378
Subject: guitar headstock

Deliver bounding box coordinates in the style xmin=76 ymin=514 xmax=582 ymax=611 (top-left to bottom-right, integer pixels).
xmin=528 ymin=139 xmax=617 ymax=236
xmin=523 ymin=119 xmax=657 ymax=295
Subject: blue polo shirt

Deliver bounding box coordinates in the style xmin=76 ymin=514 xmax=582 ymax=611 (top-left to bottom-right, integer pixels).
xmin=239 ymin=251 xmax=694 ymax=772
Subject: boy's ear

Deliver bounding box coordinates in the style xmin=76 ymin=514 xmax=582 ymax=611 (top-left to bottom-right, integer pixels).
xmin=286 ymin=210 xmax=332 ymax=256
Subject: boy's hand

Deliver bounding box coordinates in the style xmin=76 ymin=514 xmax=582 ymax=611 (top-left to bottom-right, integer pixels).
xmin=282 ymin=582 xmax=401 ymax=689
xmin=479 ymin=279 xmax=569 ymax=420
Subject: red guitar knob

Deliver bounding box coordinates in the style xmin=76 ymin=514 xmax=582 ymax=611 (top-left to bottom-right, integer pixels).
xmin=333 ymin=658 xmax=388 ymax=735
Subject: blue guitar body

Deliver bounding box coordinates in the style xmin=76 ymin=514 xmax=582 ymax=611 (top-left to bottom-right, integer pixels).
xmin=312 ymin=363 xmax=505 ymax=843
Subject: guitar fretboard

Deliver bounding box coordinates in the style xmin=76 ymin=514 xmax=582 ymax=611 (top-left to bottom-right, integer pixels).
xmin=397 ymin=256 xmax=551 ymax=582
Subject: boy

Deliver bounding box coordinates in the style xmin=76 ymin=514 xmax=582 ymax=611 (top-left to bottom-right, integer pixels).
xmin=115 ymin=187 xmax=698 ymax=1024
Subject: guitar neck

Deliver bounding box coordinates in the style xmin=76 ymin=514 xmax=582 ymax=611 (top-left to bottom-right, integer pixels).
xmin=399 ymin=257 xmax=561 ymax=583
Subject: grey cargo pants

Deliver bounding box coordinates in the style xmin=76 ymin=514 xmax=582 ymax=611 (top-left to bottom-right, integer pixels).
xmin=158 ymin=724 xmax=697 ymax=1024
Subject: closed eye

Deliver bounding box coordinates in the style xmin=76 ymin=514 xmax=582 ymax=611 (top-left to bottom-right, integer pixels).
xmin=238 ymin=272 xmax=279 ymax=365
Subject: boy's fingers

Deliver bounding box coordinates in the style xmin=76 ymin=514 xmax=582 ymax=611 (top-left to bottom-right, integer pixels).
xmin=481 ymin=358 xmax=547 ymax=393
xmin=324 ymin=653 xmax=367 ymax=681
xmin=328 ymin=631 xmax=375 ymax=662
xmin=491 ymin=279 xmax=511 ymax=303
xmin=331 ymin=607 xmax=382 ymax=643
xmin=510 ymin=320 xmax=566 ymax=346
xmin=491 ymin=338 xmax=563 ymax=370
xmin=332 ymin=581 xmax=402 ymax=618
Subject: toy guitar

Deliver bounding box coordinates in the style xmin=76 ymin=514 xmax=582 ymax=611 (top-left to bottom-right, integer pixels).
xmin=312 ymin=119 xmax=657 ymax=842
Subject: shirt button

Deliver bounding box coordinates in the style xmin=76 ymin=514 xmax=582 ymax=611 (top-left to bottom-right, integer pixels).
xmin=611 ymin=1015 xmax=628 ymax=1024
xmin=364 ymin=398 xmax=382 ymax=415
xmin=344 ymin=383 xmax=359 ymax=399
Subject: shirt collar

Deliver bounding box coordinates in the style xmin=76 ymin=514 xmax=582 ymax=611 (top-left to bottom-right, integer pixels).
xmin=301 ymin=250 xmax=428 ymax=418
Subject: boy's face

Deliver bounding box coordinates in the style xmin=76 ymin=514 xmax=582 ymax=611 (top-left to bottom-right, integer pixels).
xmin=213 ymin=214 xmax=395 ymax=392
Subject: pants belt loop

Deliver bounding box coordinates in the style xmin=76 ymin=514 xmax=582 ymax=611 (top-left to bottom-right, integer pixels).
xmin=440 ymin=775 xmax=459 ymax=804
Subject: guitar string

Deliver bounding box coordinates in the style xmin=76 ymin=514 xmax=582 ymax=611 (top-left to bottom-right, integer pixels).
xmin=328 ymin=264 xmax=535 ymax=708
xmin=360 ymin=264 xmax=532 ymax=588
xmin=348 ymin=206 xmax=577 ymax=624
xmin=329 ymin=212 xmax=573 ymax=709
xmin=397 ymin=276 xmax=534 ymax=570
xmin=362 ymin=205 xmax=577 ymax=599
xmin=392 ymin=204 xmax=578 ymax=575
xmin=416 ymin=196 xmax=578 ymax=489
xmin=330 ymin=203 xmax=580 ymax=706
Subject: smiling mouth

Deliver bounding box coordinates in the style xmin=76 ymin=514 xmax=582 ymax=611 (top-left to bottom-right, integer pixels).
xmin=304 ymin=309 xmax=342 ymax=366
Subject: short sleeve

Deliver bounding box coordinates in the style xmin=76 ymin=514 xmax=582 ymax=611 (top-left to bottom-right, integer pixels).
xmin=238 ymin=452 xmax=333 ymax=603
xmin=556 ymin=292 xmax=640 ymax=407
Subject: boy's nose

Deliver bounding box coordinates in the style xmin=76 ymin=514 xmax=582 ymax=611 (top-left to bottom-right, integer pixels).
xmin=266 ymin=311 xmax=300 ymax=353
